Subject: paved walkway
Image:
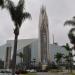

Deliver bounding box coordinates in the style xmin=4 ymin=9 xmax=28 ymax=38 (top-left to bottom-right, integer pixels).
xmin=37 ymin=72 xmax=70 ymax=75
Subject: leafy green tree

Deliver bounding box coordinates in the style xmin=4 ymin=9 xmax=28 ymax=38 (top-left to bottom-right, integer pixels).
xmin=17 ymin=52 xmax=24 ymax=70
xmin=54 ymin=52 xmax=63 ymax=68
xmin=63 ymin=43 xmax=73 ymax=72
xmin=64 ymin=17 xmax=75 ymax=72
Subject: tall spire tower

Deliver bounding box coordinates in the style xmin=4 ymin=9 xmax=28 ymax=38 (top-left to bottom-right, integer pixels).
xmin=39 ymin=6 xmax=50 ymax=65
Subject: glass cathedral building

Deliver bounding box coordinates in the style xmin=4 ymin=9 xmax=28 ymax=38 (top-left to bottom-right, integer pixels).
xmin=0 ymin=6 xmax=68 ymax=69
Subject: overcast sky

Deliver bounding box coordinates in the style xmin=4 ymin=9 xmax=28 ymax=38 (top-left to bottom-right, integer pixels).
xmin=0 ymin=0 xmax=75 ymax=46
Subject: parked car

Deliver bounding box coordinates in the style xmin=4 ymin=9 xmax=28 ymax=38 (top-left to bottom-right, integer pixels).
xmin=26 ymin=69 xmax=36 ymax=73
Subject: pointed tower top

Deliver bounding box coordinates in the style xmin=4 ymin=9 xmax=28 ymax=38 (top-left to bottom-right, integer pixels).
xmin=41 ymin=5 xmax=46 ymax=10
xmin=41 ymin=5 xmax=46 ymax=14
xmin=39 ymin=5 xmax=48 ymax=28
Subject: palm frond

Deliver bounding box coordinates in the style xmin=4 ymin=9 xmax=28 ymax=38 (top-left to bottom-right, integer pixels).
xmin=69 ymin=28 xmax=75 ymax=32
xmin=64 ymin=55 xmax=70 ymax=61
xmin=73 ymin=16 xmax=75 ymax=20
xmin=62 ymin=43 xmax=72 ymax=51
xmin=7 ymin=0 xmax=16 ymax=22
xmin=54 ymin=52 xmax=63 ymax=63
xmin=18 ymin=52 xmax=24 ymax=57
xmin=7 ymin=0 xmax=15 ymax=9
xmin=16 ymin=0 xmax=24 ymax=12
xmin=18 ymin=12 xmax=31 ymax=27
xmin=6 ymin=0 xmax=31 ymax=28
xmin=0 ymin=0 xmax=4 ymax=8
xmin=23 ymin=12 xmax=31 ymax=19
xmin=54 ymin=53 xmax=63 ymax=59
xmin=64 ymin=20 xmax=75 ymax=26
xmin=68 ymin=28 xmax=75 ymax=44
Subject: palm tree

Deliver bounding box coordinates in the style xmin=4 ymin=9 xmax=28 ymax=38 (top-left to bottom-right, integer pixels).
xmin=4 ymin=0 xmax=31 ymax=75
xmin=68 ymin=28 xmax=75 ymax=49
xmin=17 ymin=52 xmax=24 ymax=69
xmin=62 ymin=43 xmax=73 ymax=72
xmin=17 ymin=52 xmax=24 ymax=65
xmin=64 ymin=17 xmax=75 ymax=72
xmin=64 ymin=17 xmax=75 ymax=49
xmin=0 ymin=0 xmax=4 ymax=8
xmin=54 ymin=52 xmax=63 ymax=69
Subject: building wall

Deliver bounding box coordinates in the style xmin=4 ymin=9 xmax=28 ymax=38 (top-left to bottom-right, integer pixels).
xmin=16 ymin=48 xmax=23 ymax=64
xmin=16 ymin=40 xmax=68 ymax=65
xmin=13 ymin=39 xmax=39 ymax=65
xmin=0 ymin=44 xmax=6 ymax=61
xmin=23 ymin=45 xmax=31 ymax=66
xmin=4 ymin=46 xmax=11 ymax=69
xmin=30 ymin=39 xmax=39 ymax=63
xmin=3 ymin=39 xmax=39 ymax=68
xmin=49 ymin=44 xmax=68 ymax=63
xmin=0 ymin=39 xmax=69 ymax=68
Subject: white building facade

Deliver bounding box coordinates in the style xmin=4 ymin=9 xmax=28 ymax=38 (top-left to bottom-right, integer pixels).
xmin=0 ymin=39 xmax=68 ymax=69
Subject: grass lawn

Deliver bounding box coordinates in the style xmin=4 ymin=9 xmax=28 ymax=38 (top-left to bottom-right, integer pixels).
xmin=70 ymin=73 xmax=75 ymax=75
xmin=22 ymin=73 xmax=37 ymax=75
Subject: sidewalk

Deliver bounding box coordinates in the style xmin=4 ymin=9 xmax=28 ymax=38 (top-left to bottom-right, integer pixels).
xmin=37 ymin=71 xmax=72 ymax=75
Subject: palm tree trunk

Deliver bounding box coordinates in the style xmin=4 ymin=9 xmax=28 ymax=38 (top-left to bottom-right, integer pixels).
xmin=12 ymin=35 xmax=18 ymax=75
xmin=69 ymin=52 xmax=72 ymax=73
xmin=21 ymin=58 xmax=22 ymax=70
xmin=12 ymin=26 xmax=19 ymax=75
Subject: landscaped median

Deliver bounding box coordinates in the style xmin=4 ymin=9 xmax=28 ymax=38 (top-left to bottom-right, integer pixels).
xmin=21 ymin=73 xmax=37 ymax=75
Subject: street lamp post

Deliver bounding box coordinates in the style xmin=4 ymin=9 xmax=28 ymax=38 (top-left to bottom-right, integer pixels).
xmin=33 ymin=58 xmax=36 ymax=69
